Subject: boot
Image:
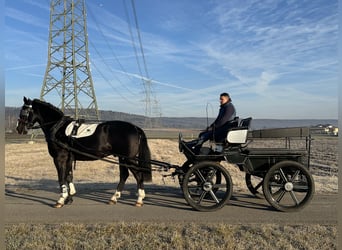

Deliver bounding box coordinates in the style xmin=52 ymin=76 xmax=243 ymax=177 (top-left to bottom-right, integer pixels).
xmin=184 ymin=139 xmax=199 ymax=148
xmin=193 ymin=138 xmax=204 ymax=147
xmin=191 ymin=138 xmax=204 ymax=154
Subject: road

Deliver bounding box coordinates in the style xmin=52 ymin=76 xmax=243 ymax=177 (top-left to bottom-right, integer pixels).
xmin=5 ymin=184 xmax=337 ymax=225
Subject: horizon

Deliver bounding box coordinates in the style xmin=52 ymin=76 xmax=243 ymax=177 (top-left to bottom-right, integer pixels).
xmin=4 ymin=105 xmax=338 ymax=121
xmin=5 ymin=0 xmax=338 ymax=119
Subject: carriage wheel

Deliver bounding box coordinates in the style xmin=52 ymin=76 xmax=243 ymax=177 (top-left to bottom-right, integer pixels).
xmin=179 ymin=160 xmax=222 ymax=193
xmin=262 ymin=161 xmax=314 ymax=212
xmin=245 ymin=173 xmax=264 ymax=198
xmin=178 ymin=160 xmax=192 ymax=189
xmin=182 ymin=161 xmax=232 ymax=212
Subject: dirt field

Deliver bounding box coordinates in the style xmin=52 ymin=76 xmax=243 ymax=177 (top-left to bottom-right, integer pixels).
xmin=5 ymin=137 xmax=338 ymax=194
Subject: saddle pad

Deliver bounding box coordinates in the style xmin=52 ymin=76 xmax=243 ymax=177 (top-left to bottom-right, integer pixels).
xmin=65 ymin=121 xmax=99 ymax=138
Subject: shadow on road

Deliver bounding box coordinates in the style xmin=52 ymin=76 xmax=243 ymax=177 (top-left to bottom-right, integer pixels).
xmin=5 ymin=179 xmax=191 ymax=210
xmin=230 ymin=193 xmax=273 ymax=211
xmin=6 ymin=177 xmax=276 ymax=212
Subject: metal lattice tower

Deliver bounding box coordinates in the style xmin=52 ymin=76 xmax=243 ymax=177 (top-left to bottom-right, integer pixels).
xmin=40 ymin=0 xmax=100 ymax=120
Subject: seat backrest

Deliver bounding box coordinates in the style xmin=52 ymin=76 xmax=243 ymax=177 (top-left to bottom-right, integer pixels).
xmin=239 ymin=117 xmax=252 ymax=128
xmin=226 ymin=129 xmax=248 ymax=144
xmin=226 ymin=117 xmax=252 ymax=145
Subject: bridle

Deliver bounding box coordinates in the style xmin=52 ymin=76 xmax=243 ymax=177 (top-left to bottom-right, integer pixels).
xmin=17 ymin=103 xmax=34 ymax=131
xmin=18 ymin=104 xmax=61 ymax=131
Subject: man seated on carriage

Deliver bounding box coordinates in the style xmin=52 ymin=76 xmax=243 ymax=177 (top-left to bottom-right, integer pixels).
xmin=186 ymin=92 xmax=237 ymax=154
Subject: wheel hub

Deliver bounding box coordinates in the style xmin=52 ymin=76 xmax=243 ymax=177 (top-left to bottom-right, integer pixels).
xmin=203 ymin=182 xmax=213 ymax=192
xmin=284 ymin=182 xmax=294 ymax=191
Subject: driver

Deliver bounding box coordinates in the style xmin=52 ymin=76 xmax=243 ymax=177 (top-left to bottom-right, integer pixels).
xmin=186 ymin=92 xmax=236 ymax=153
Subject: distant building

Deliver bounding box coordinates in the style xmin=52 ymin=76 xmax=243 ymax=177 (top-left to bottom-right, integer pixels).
xmin=312 ymin=124 xmax=338 ymax=136
xmin=332 ymin=127 xmax=338 ymax=136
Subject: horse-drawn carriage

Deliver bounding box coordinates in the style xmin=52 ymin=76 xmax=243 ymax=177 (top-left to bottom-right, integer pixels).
xmin=17 ymin=98 xmax=315 ymax=212
xmin=177 ymin=118 xmax=314 ymax=212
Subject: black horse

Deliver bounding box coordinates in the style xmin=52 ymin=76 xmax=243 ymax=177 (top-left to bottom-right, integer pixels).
xmin=16 ymin=97 xmax=152 ymax=208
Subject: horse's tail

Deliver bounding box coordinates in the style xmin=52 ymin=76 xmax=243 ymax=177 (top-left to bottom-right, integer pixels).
xmin=138 ymin=128 xmax=152 ymax=182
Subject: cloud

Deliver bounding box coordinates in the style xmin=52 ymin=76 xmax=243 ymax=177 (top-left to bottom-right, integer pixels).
xmin=22 ymin=0 xmax=50 ymax=11
xmin=255 ymin=71 xmax=277 ymax=94
xmin=5 ymin=7 xmax=47 ymax=28
xmin=5 ymin=64 xmax=46 ymax=72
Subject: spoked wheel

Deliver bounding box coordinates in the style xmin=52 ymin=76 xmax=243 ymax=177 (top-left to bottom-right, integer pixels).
xmin=182 ymin=161 xmax=232 ymax=212
xmin=263 ymin=161 xmax=315 ymax=212
xmin=245 ymin=173 xmax=264 ymax=198
xmin=178 ymin=160 xmax=192 ymax=190
xmin=180 ymin=161 xmax=222 ymax=193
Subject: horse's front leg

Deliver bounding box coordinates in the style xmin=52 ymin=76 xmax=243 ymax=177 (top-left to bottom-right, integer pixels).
xmin=55 ymin=184 xmax=69 ymax=208
xmin=53 ymin=154 xmax=71 ymax=208
xmin=109 ymin=163 xmax=129 ymax=205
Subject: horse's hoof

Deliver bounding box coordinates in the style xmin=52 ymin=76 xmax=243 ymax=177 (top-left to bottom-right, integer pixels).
xmin=108 ymin=200 xmax=117 ymax=205
xmin=54 ymin=203 xmax=64 ymax=208
xmin=65 ymin=197 xmax=73 ymax=205
xmin=135 ymin=202 xmax=143 ymax=207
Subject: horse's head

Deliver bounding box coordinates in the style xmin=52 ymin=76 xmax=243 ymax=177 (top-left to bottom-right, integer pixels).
xmin=16 ymin=97 xmax=37 ymax=134
xmin=16 ymin=97 xmax=65 ymax=135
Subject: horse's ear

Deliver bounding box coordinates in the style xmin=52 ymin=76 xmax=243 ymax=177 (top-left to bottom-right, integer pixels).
xmin=23 ymin=96 xmax=31 ymax=104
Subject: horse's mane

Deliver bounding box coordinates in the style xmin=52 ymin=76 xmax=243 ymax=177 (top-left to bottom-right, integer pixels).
xmin=33 ymin=99 xmax=64 ymax=117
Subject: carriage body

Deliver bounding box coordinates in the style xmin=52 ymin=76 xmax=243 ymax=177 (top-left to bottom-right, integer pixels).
xmin=178 ymin=120 xmax=314 ymax=212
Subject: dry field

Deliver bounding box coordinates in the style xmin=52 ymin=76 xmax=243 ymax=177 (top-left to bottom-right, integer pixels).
xmin=5 ymin=137 xmax=338 ymax=193
xmin=5 ymin=136 xmax=338 ymax=249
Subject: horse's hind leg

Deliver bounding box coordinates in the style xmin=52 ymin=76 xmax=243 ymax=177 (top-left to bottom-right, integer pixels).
xmin=65 ymin=171 xmax=75 ymax=205
xmin=65 ymin=158 xmax=76 ymax=203
xmin=136 ymin=187 xmax=145 ymax=207
xmin=109 ymin=163 xmax=129 ymax=205
xmin=131 ymin=170 xmax=145 ymax=207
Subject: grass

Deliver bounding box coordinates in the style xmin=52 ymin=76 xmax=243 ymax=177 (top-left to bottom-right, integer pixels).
xmin=5 ymin=222 xmax=337 ymax=250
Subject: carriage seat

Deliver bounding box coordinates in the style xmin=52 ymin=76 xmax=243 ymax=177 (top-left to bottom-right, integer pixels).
xmin=212 ymin=117 xmax=239 ymax=143
xmin=211 ymin=117 xmax=252 ymax=153
xmin=226 ymin=117 xmax=252 ymax=145
xmin=65 ymin=120 xmax=99 ymax=138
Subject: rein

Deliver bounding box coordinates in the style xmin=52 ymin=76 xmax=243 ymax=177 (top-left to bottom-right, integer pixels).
xmin=52 ymin=137 xmax=152 ymax=173
xmin=30 ymin=121 xmax=59 ymax=130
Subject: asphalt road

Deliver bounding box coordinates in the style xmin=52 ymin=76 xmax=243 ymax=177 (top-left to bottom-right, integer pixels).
xmin=5 ymin=184 xmax=337 ymax=225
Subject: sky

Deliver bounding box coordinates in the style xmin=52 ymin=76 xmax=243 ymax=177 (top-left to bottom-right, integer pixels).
xmin=4 ymin=0 xmax=338 ymax=119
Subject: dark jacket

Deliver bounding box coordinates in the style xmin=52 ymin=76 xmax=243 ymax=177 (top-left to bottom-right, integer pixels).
xmin=210 ymin=101 xmax=236 ymax=129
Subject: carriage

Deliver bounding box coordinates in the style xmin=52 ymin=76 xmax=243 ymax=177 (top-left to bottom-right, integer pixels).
xmin=175 ymin=118 xmax=314 ymax=212
xmin=17 ymin=98 xmax=315 ymax=212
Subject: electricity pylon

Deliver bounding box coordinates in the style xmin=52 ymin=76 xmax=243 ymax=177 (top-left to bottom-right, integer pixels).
xmin=40 ymin=0 xmax=100 ymax=120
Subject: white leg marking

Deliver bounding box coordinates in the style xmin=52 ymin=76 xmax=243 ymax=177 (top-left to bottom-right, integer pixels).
xmin=57 ymin=184 xmax=68 ymax=205
xmin=136 ymin=189 xmax=145 ymax=205
xmin=110 ymin=190 xmax=121 ymax=203
xmin=69 ymin=182 xmax=76 ymax=196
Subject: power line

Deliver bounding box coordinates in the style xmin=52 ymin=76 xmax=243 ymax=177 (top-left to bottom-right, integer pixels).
xmin=131 ymin=0 xmax=150 ymax=80
xmin=87 ymin=1 xmax=161 ymax=125
xmin=86 ymin=2 xmax=138 ymax=96
xmin=124 ymin=0 xmax=157 ymax=127
xmin=88 ymin=41 xmax=137 ymax=106
xmin=123 ymin=0 xmax=145 ymax=82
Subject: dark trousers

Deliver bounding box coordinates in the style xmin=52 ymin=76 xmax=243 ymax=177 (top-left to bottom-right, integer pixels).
xmin=199 ymin=121 xmax=238 ymax=143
